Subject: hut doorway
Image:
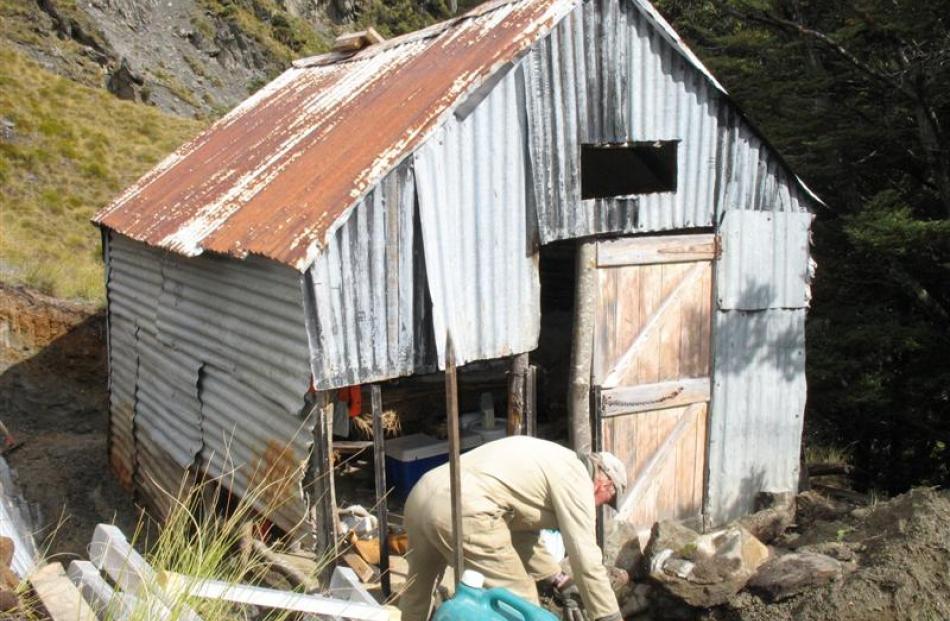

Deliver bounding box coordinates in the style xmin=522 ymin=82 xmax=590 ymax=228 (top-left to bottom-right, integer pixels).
xmin=590 ymin=233 xmax=716 ymax=530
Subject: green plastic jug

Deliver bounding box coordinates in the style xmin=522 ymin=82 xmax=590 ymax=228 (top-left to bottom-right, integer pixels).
xmin=432 ymin=570 xmax=560 ymax=621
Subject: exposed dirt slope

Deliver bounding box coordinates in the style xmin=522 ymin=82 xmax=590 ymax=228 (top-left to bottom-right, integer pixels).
xmin=708 ymin=488 xmax=950 ymax=621
xmin=0 ymin=284 xmax=139 ymax=558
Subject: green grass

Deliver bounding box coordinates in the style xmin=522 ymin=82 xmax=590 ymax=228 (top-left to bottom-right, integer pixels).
xmin=0 ymin=0 xmax=109 ymax=88
xmin=0 ymin=44 xmax=204 ymax=301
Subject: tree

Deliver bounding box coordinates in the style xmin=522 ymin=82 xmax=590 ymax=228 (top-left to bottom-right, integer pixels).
xmin=656 ymin=0 xmax=950 ymax=491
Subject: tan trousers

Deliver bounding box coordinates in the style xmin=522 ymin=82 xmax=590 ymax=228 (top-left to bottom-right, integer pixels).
xmin=398 ymin=481 xmax=560 ymax=621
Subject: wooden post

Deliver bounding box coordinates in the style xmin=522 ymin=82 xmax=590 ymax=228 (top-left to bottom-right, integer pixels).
xmin=306 ymin=391 xmax=338 ymax=585
xmin=445 ymin=335 xmax=464 ymax=584
xmin=370 ymin=385 xmax=390 ymax=597
xmin=569 ymin=240 xmax=597 ymax=452
xmin=507 ymin=353 xmax=529 ymax=435
xmin=525 ymin=364 xmax=538 ymax=437
xmin=591 ymin=385 xmax=606 ymax=549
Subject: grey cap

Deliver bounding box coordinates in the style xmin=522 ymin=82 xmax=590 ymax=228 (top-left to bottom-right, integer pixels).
xmin=591 ymin=451 xmax=627 ymax=510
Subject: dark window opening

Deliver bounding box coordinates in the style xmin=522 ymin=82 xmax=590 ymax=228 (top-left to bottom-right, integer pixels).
xmin=581 ymin=141 xmax=678 ymax=199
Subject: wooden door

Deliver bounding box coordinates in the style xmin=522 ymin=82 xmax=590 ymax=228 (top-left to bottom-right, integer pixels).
xmin=592 ymin=234 xmax=715 ymax=529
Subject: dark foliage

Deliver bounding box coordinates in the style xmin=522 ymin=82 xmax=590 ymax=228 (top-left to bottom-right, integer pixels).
xmin=656 ymin=0 xmax=950 ymax=492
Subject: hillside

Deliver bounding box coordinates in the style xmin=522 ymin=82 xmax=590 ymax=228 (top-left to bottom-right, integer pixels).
xmin=0 ymin=44 xmax=204 ymax=300
xmin=0 ymin=0 xmax=478 ymax=302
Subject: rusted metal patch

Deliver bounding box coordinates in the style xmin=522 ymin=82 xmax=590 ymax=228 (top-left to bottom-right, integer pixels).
xmin=248 ymin=439 xmax=308 ymax=520
xmin=94 ymin=0 xmax=575 ymax=271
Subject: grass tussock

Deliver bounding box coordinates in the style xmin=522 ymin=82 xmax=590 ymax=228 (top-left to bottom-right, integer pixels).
xmin=122 ymin=474 xmax=308 ymax=620
xmin=0 ymin=45 xmax=203 ymax=301
xmin=17 ymin=448 xmax=335 ymax=619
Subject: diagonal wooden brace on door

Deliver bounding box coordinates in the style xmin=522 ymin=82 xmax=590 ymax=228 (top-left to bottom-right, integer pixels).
xmin=601 ymin=262 xmax=708 ymax=389
xmin=614 ymin=402 xmax=707 ymax=521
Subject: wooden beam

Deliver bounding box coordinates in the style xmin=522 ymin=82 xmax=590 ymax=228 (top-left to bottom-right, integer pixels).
xmin=601 ymin=377 xmax=710 ymax=417
xmin=615 ymin=403 xmax=704 ymax=521
xmin=370 ymin=385 xmax=390 ymax=597
xmin=601 ymin=263 xmax=707 ymax=388
xmin=332 ymin=27 xmax=385 ymax=52
xmin=591 ymin=386 xmax=605 ymax=549
xmin=158 ymin=571 xmax=389 ymax=620
xmin=30 ymin=562 xmax=97 ymax=621
xmin=596 ymin=234 xmax=717 ymax=267
xmin=524 ymin=364 xmax=538 ymax=437
xmin=89 ymin=524 xmax=199 ymax=620
xmin=306 ymin=391 xmax=338 ymax=584
xmin=445 ymin=335 xmax=464 ymax=584
xmin=507 ymin=353 xmax=529 ymax=435
xmin=569 ymin=241 xmax=597 ymax=452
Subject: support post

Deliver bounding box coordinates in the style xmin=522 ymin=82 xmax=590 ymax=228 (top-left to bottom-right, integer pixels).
xmin=370 ymin=385 xmax=390 ymax=597
xmin=590 ymin=386 xmax=605 ymax=549
xmin=569 ymin=241 xmax=597 ymax=452
xmin=307 ymin=391 xmax=338 ymax=585
xmin=445 ymin=336 xmax=464 ymax=584
xmin=525 ymin=364 xmax=538 ymax=437
xmin=507 ymin=353 xmax=529 ymax=435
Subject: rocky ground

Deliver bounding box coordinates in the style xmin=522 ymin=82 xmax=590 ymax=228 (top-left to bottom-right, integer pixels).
xmin=2 ymin=0 xmax=342 ymax=118
xmin=598 ymin=483 xmax=950 ymax=620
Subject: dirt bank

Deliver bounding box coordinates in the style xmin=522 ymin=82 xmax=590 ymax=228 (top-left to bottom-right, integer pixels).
xmin=704 ymin=487 xmax=950 ymax=621
xmin=0 ymin=284 xmax=139 ymax=559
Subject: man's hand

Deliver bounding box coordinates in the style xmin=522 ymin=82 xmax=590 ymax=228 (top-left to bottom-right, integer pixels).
xmin=561 ymin=599 xmax=585 ymax=621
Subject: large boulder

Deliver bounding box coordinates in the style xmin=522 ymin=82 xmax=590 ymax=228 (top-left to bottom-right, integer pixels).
xmin=644 ymin=521 xmax=770 ymax=607
xmin=747 ymin=551 xmax=846 ymax=601
xmin=602 ymin=520 xmax=644 ymax=577
xmin=738 ymin=492 xmax=796 ymax=544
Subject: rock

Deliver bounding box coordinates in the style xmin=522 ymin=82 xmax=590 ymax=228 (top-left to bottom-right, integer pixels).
xmin=0 ymin=589 xmax=17 ymax=612
xmin=606 ymin=566 xmax=629 ymax=594
xmin=0 ymin=537 xmax=13 ymax=567
xmin=0 ymin=566 xmax=17 ymax=590
xmin=619 ymin=583 xmax=653 ymax=617
xmin=644 ymin=522 xmax=770 ymax=607
xmin=747 ymin=551 xmax=844 ymax=601
xmin=107 ymin=57 xmax=144 ymax=102
xmin=603 ymin=520 xmax=644 ymax=577
xmin=797 ymin=490 xmax=852 ymax=524
xmin=738 ymin=492 xmax=796 ymax=543
xmin=643 ymin=521 xmax=699 ymax=561
xmin=0 ymin=118 xmax=14 ymax=143
xmin=799 ymin=541 xmax=857 ymax=562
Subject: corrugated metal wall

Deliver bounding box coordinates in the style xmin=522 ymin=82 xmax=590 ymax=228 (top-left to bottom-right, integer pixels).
xmin=520 ymin=0 xmax=809 ymax=243
xmin=707 ymin=186 xmax=813 ymax=526
xmin=304 ymin=160 xmax=434 ymax=389
xmin=717 ymin=210 xmax=814 ymax=310
xmin=707 ymin=309 xmax=807 ymax=524
xmin=521 ymin=0 xmax=719 ymax=241
xmin=414 ymin=67 xmax=541 ymax=366
xmin=200 ymin=364 xmax=313 ymax=533
xmin=105 ymin=234 xmax=314 ymax=531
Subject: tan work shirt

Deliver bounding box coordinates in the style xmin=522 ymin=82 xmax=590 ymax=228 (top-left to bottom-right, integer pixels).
xmin=448 ymin=436 xmax=620 ymax=620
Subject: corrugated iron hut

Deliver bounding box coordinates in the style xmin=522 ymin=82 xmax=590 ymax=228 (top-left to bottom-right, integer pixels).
xmin=93 ymin=0 xmax=818 ymax=550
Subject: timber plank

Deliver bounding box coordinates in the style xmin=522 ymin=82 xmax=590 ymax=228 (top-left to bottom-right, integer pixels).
xmin=30 ymin=562 xmax=97 ymax=621
xmin=602 ymin=377 xmax=710 ymax=417
xmin=597 ymin=234 xmax=717 ymax=267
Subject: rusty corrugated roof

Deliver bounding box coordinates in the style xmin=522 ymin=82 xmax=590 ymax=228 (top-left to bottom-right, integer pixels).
xmin=93 ymin=0 xmax=575 ymax=270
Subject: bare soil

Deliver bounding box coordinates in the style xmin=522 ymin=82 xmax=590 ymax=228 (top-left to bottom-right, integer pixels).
xmin=0 ymin=284 xmax=140 ymax=560
xmin=703 ymin=488 xmax=950 ymax=621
